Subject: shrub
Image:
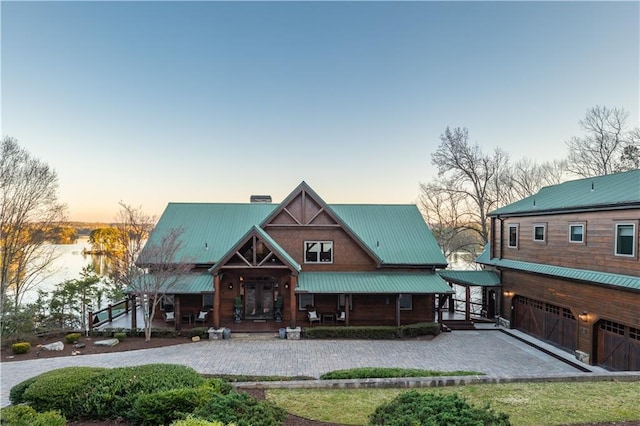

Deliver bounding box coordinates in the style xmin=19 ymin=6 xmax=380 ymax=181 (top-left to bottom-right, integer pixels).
xmin=190 ymin=327 xmax=207 ymax=338
xmin=171 ymin=416 xmax=226 ymax=426
xmin=65 ymin=332 xmax=82 ymax=344
xmin=133 ymin=385 xmax=222 ymax=425
xmin=11 ymin=342 xmax=31 ymax=354
xmin=9 ymin=375 xmax=39 ymax=405
xmin=82 ymin=364 xmax=206 ymax=421
xmin=399 ymin=322 xmax=441 ymax=338
xmin=20 ymin=367 xmax=107 ymax=418
xmin=0 ymin=405 xmax=66 ymax=426
xmin=320 ymin=367 xmax=483 ymax=380
xmin=192 ymin=392 xmax=286 ymax=426
xmin=304 ymin=325 xmax=399 ymax=339
xmin=113 ymin=332 xmax=127 ymax=341
xmin=368 ymin=391 xmax=510 ymax=426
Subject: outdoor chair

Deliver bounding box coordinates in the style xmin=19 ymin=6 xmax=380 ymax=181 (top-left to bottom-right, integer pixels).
xmin=164 ymin=311 xmax=175 ymax=323
xmin=194 ymin=309 xmax=209 ymax=325
xmin=336 ymin=310 xmax=346 ymax=323
xmin=307 ymin=309 xmax=321 ymax=324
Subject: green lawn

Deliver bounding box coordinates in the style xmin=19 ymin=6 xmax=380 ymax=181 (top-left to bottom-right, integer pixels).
xmin=267 ymin=381 xmax=640 ymax=425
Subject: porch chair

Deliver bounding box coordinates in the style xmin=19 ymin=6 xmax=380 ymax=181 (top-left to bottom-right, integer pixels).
xmin=307 ymin=309 xmax=321 ymax=324
xmin=336 ymin=310 xmax=346 ymax=323
xmin=164 ymin=311 xmax=175 ymax=323
xmin=194 ymin=309 xmax=209 ymax=325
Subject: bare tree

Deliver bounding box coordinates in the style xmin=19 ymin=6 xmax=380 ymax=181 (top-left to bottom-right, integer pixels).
xmin=418 ymin=180 xmax=482 ymax=264
xmin=566 ymin=106 xmax=637 ymax=177
xmin=430 ymin=127 xmax=510 ymax=246
xmin=501 ymin=158 xmax=569 ymax=205
xmin=112 ymin=203 xmax=192 ymax=341
xmin=0 ymin=137 xmax=66 ymax=311
xmin=130 ymin=227 xmax=193 ymax=341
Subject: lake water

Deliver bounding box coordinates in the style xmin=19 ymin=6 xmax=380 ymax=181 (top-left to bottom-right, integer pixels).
xmin=18 ymin=236 xmax=109 ymax=305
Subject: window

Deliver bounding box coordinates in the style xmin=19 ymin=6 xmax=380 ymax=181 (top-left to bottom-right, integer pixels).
xmin=202 ymin=293 xmax=213 ymax=308
xmin=399 ymin=294 xmax=412 ymax=310
xmin=304 ymin=241 xmax=333 ymax=263
xmin=337 ymin=294 xmax=352 ymax=311
xmin=508 ymin=224 xmax=519 ymax=248
xmin=162 ymin=295 xmax=175 ymax=311
xmin=569 ymin=224 xmax=584 ymax=243
xmin=615 ymin=223 xmax=636 ymax=257
xmin=298 ymin=294 xmax=314 ymax=310
xmin=533 ymin=224 xmax=546 ymax=242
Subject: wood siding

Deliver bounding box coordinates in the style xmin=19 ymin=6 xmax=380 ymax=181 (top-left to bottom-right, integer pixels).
xmin=493 ymin=209 xmax=640 ymax=276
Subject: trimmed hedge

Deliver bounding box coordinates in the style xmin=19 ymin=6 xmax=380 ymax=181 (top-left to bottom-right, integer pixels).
xmin=65 ymin=332 xmax=82 ymax=344
xmin=0 ymin=405 xmax=66 ymax=426
xmin=133 ymin=385 xmax=221 ymax=425
xmin=11 ymin=342 xmax=31 ymax=354
xmin=304 ymin=322 xmax=441 ymax=339
xmin=190 ymin=327 xmax=208 ymax=338
xmin=81 ymin=364 xmax=206 ymax=421
xmin=320 ymin=367 xmax=483 ymax=380
xmin=21 ymin=367 xmax=107 ymax=416
xmin=114 ymin=332 xmax=127 ymax=341
xmin=170 ymin=416 xmax=226 ymax=426
xmin=369 ymin=391 xmax=510 ymax=425
xmin=88 ymin=327 xmax=179 ymax=338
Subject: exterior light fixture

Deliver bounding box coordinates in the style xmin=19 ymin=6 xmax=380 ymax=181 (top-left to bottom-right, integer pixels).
xmin=228 ymin=283 xmax=233 ymax=289
xmin=578 ymin=311 xmax=588 ymax=322
xmin=503 ymin=291 xmax=515 ymax=297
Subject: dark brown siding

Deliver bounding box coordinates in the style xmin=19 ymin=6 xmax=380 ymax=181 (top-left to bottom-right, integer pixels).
xmin=267 ymin=227 xmax=377 ymax=271
xmin=497 ymin=209 xmax=640 ymax=276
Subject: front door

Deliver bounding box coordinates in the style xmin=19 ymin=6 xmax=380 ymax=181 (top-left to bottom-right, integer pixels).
xmin=244 ymin=281 xmax=274 ymax=320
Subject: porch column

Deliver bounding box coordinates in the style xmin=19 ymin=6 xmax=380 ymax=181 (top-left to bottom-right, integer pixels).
xmin=213 ymin=274 xmax=221 ymax=329
xmin=175 ymin=296 xmax=182 ymax=332
xmin=465 ymin=286 xmax=471 ymax=321
xmin=396 ymin=294 xmax=401 ymax=327
xmin=289 ymin=275 xmax=297 ymax=328
xmin=131 ymin=294 xmax=138 ymax=329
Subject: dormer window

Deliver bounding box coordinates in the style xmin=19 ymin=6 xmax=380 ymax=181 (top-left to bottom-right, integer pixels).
xmin=305 ymin=241 xmax=333 ymax=263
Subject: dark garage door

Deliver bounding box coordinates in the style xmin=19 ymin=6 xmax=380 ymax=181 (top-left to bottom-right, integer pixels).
xmin=514 ymin=296 xmax=577 ymax=352
xmin=597 ymin=320 xmax=640 ymax=371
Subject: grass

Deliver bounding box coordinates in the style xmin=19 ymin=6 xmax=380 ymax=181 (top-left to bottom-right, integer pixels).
xmin=267 ymin=381 xmax=640 ymax=425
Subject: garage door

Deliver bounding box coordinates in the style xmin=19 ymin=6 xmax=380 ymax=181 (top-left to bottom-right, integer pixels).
xmin=597 ymin=320 xmax=640 ymax=371
xmin=514 ymin=296 xmax=577 ymax=352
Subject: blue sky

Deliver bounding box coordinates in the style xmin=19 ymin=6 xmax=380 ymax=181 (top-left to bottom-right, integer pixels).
xmin=2 ymin=1 xmax=638 ymax=222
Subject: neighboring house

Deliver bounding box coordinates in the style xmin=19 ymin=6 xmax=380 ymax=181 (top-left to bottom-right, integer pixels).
xmin=478 ymin=169 xmax=640 ymax=371
xmin=129 ymin=182 xmax=454 ymax=331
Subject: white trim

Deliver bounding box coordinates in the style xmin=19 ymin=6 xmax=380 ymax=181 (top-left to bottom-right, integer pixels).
xmin=569 ymin=223 xmax=585 ymax=244
xmin=533 ymin=223 xmax=546 ymax=242
xmin=614 ymin=222 xmax=636 ymax=257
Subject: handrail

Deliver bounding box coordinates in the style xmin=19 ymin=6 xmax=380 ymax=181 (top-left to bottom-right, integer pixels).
xmin=88 ymin=299 xmax=131 ymax=330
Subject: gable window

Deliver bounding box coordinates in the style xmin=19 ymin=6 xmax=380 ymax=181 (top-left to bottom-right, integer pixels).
xmin=569 ymin=223 xmax=585 ymax=243
xmin=399 ymin=294 xmax=412 ymax=310
xmin=508 ymin=224 xmax=519 ymax=248
xmin=615 ymin=223 xmax=636 ymax=257
xmin=305 ymin=241 xmax=333 ymax=263
xmin=533 ymin=224 xmax=546 ymax=242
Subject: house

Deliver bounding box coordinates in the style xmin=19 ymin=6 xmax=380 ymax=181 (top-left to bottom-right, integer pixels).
xmin=478 ymin=169 xmax=640 ymax=371
xmin=128 ymin=182 xmax=454 ymax=332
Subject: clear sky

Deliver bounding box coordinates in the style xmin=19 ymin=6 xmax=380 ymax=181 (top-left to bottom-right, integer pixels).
xmin=2 ymin=1 xmax=638 ymax=222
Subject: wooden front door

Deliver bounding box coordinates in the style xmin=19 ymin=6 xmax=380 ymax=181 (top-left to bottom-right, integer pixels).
xmin=244 ymin=281 xmax=275 ymax=320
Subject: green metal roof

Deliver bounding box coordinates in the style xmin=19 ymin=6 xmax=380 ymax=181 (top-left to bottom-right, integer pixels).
xmin=476 ymin=247 xmax=640 ymax=292
xmin=143 ymin=203 xmax=278 ymax=264
xmin=297 ymin=271 xmax=454 ymax=294
xmin=438 ymin=270 xmax=501 ymax=287
xmin=127 ymin=273 xmax=214 ymax=294
xmin=331 ymin=204 xmax=448 ymax=266
xmin=489 ymin=169 xmax=640 ymax=217
xmin=142 ymin=200 xmax=446 ymax=267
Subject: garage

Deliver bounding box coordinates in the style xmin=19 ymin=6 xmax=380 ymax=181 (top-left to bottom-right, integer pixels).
xmin=596 ymin=320 xmax=640 ymax=371
xmin=513 ymin=296 xmax=577 ymax=352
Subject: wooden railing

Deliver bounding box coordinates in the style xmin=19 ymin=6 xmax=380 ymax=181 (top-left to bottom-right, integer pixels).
xmin=88 ymin=299 xmax=131 ymax=330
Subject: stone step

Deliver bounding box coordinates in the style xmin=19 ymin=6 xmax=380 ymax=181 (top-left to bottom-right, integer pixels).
xmin=230 ymin=332 xmax=280 ymax=340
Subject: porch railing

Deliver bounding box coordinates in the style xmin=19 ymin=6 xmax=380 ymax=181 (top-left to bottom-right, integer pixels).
xmin=88 ymin=299 xmax=131 ymax=331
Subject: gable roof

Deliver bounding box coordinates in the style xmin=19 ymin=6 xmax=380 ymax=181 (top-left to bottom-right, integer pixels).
xmin=332 ymin=204 xmax=448 ymax=266
xmin=489 ymin=169 xmax=640 ymax=217
xmin=438 ymin=270 xmax=501 ymax=287
xmin=141 ymin=183 xmax=447 ymax=268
